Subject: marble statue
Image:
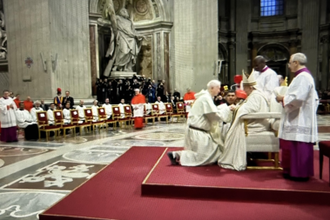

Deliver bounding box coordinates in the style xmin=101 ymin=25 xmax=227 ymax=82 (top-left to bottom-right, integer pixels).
xmin=0 ymin=11 xmax=7 ymax=59
xmin=103 ymin=0 xmax=145 ymax=76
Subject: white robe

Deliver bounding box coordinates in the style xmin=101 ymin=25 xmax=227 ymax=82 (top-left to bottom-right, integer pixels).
xmin=30 ymin=107 xmax=44 ymax=122
xmin=144 ymin=103 xmax=152 ymax=115
xmin=155 ymin=101 xmax=166 ymax=114
xmin=91 ymin=105 xmax=99 ymax=122
xmin=184 ymin=100 xmax=194 ymax=113
xmin=47 ymin=109 xmax=55 ymax=125
xmin=176 ymin=90 xmax=226 ymax=166
xmin=218 ymin=89 xmax=270 ymax=171
xmin=62 ymin=108 xmax=71 ymax=124
xmin=0 ymin=97 xmax=17 ymax=128
xmin=217 ymin=103 xmax=233 ymax=142
xmin=253 ymin=66 xmax=279 ymax=102
xmin=278 ymin=71 xmax=318 ymax=143
xmin=132 ymin=104 xmax=144 ymax=117
xmin=76 ymin=105 xmax=86 ymax=121
xmin=16 ymin=109 xmax=35 ymax=128
xmin=118 ymin=103 xmax=125 ymax=118
xmin=102 ymin=103 xmax=113 ymax=119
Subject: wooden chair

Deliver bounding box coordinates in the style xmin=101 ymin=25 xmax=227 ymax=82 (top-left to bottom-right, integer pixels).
xmin=319 ymin=141 xmax=330 ymax=185
xmin=176 ymin=102 xmax=186 ymax=121
xmin=53 ymin=110 xmax=76 ymax=137
xmin=36 ymin=111 xmax=61 ymax=141
xmin=144 ymin=104 xmax=156 ymax=124
xmin=165 ymin=103 xmax=182 ymax=122
xmin=84 ymin=108 xmax=105 ymax=132
xmin=159 ymin=103 xmax=169 ymax=123
xmin=112 ymin=105 xmax=131 ymax=128
xmin=98 ymin=107 xmax=117 ymax=129
xmin=70 ymin=109 xmax=91 ymax=135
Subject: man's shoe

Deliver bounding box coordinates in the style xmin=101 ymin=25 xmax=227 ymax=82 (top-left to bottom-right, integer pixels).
xmin=167 ymin=152 xmax=179 ymax=165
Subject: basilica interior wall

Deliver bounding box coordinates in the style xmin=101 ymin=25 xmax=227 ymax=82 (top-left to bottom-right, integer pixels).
xmin=48 ymin=0 xmax=92 ymax=99
xmin=170 ymin=0 xmax=218 ymax=94
xmin=4 ymin=0 xmax=51 ymax=99
xmin=4 ymin=0 xmax=91 ymax=100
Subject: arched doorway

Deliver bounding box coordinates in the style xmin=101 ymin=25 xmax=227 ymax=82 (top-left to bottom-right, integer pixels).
xmin=257 ymin=43 xmax=290 ymax=79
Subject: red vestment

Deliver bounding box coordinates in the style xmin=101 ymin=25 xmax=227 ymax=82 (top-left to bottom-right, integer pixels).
xmin=183 ymin=91 xmax=195 ymax=101
xmin=131 ymin=94 xmax=146 ymax=129
xmin=14 ymin=99 xmax=21 ymax=108
xmin=23 ymin=100 xmax=33 ymax=112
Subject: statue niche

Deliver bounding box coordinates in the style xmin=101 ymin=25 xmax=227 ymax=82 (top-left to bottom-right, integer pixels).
xmin=102 ymin=0 xmax=145 ymax=77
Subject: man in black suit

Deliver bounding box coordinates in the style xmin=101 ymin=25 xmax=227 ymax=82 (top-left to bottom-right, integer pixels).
xmin=63 ymin=91 xmax=74 ymax=109
xmin=40 ymin=100 xmax=48 ymax=111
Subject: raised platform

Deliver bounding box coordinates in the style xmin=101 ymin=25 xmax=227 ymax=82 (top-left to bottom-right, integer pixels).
xmin=40 ymin=147 xmax=330 ymax=220
xmin=142 ymin=148 xmax=330 ymax=205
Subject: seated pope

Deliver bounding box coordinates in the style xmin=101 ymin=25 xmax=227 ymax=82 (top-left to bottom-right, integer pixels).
xmin=167 ymin=80 xmax=231 ymax=166
xmin=218 ymin=71 xmax=271 ymax=171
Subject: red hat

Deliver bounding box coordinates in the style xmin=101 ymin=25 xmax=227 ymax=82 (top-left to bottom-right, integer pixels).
xmin=236 ymin=89 xmax=247 ymax=99
xmin=57 ymin=88 xmax=61 ymax=92
xmin=234 ymin=75 xmax=243 ymax=84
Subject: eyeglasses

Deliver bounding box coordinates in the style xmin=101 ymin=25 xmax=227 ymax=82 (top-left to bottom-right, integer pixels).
xmin=287 ymin=61 xmax=297 ymax=66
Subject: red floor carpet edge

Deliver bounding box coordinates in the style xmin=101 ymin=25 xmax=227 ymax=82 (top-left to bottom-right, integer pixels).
xmin=40 ymin=147 xmax=330 ymax=220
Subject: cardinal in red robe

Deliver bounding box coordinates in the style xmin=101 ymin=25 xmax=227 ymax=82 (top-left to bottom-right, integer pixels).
xmin=131 ymin=89 xmax=146 ymax=129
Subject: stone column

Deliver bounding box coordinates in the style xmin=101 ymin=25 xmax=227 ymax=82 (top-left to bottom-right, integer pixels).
xmin=321 ymin=35 xmax=329 ymax=90
xmin=235 ymin=0 xmax=251 ymax=74
xmin=171 ymin=0 xmax=218 ymax=94
xmin=4 ymin=0 xmax=91 ymax=100
xmin=301 ymin=0 xmax=320 ymax=85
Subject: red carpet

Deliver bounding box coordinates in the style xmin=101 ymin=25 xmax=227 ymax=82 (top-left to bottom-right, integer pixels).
xmin=142 ymin=148 xmax=330 ymax=205
xmin=40 ymin=147 xmax=330 ymax=220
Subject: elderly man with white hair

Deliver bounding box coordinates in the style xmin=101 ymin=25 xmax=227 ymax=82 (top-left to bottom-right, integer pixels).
xmin=218 ymin=71 xmax=270 ymax=171
xmin=167 ymin=80 xmax=230 ymax=166
xmin=30 ymin=100 xmax=44 ymax=122
xmin=276 ymin=52 xmax=318 ymax=181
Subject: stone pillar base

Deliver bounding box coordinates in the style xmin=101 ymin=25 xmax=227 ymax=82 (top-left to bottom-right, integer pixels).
xmin=110 ymin=71 xmax=136 ymax=79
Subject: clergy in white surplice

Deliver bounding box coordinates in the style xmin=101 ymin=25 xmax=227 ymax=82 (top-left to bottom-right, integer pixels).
xmin=167 ymin=80 xmax=230 ymax=166
xmin=16 ymin=102 xmax=39 ymax=140
xmin=30 ymin=100 xmax=44 ymax=122
xmin=0 ymin=90 xmax=18 ymax=142
xmin=47 ymin=103 xmax=56 ymax=125
xmin=276 ymin=53 xmax=318 ymax=181
xmin=155 ymin=96 xmax=166 ymax=114
xmin=252 ymin=56 xmax=279 ymax=102
xmin=63 ymin=102 xmax=72 ymax=124
xmin=76 ymin=100 xmax=86 ymax=122
xmin=218 ymin=71 xmax=270 ymax=171
xmin=102 ymin=98 xmax=113 ymax=120
xmin=91 ymin=100 xmax=99 ymax=122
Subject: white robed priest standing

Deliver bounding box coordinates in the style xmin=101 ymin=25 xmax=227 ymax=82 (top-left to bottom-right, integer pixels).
xmin=167 ymin=80 xmax=231 ymax=166
xmin=252 ymin=55 xmax=279 ymax=102
xmin=276 ymin=52 xmax=318 ymax=181
xmin=218 ymin=71 xmax=270 ymax=171
xmin=0 ymin=90 xmax=18 ymax=142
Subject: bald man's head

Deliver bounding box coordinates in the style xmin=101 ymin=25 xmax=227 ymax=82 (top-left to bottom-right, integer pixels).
xmin=254 ymin=55 xmax=266 ymax=72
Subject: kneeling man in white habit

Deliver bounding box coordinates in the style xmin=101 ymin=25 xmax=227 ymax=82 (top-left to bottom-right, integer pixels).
xmin=167 ymin=80 xmax=230 ymax=166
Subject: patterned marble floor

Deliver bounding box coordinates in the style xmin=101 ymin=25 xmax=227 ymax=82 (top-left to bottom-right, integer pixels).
xmin=0 ymin=116 xmax=329 ymax=220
